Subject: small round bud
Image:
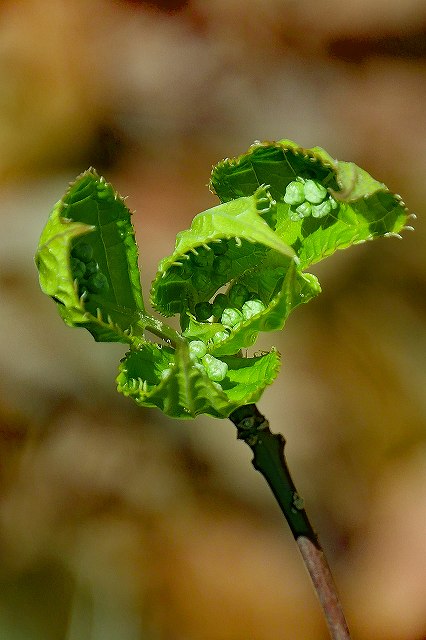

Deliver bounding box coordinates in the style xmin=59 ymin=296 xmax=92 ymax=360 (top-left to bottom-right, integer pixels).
xmin=87 ymin=272 xmax=109 ymax=293
xmin=212 ymin=293 xmax=228 ymax=318
xmin=70 ymin=257 xmax=86 ymax=280
xmin=212 ymin=329 xmax=230 ymax=344
xmin=202 ymin=354 xmax=229 ymax=382
xmin=194 ymin=301 xmax=213 ymax=322
xmin=295 ymin=202 xmax=312 ymax=218
xmin=284 ymin=181 xmax=305 ymax=205
xmin=214 ymin=255 xmax=232 ymax=275
xmin=221 ymin=307 xmax=243 ymax=328
xmin=242 ymin=299 xmax=266 ymax=320
xmin=304 ymin=180 xmax=327 ymax=204
xmin=189 ymin=340 xmax=207 ymax=360
xmin=71 ymin=242 xmax=93 ymax=263
xmin=228 ymin=283 xmax=250 ymax=308
xmin=85 ymin=260 xmax=98 ymax=277
xmin=311 ymin=200 xmax=331 ymax=218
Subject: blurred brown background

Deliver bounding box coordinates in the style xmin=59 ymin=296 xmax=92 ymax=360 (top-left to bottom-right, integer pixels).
xmin=0 ymin=1 xmax=425 ymax=638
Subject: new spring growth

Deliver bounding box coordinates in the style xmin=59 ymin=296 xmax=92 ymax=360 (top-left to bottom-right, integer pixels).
xmin=71 ymin=241 xmax=109 ymax=297
xmin=284 ymin=178 xmax=338 ymax=221
xmin=201 ymin=354 xmax=228 ymax=382
xmin=188 ymin=340 xmax=228 ymax=382
xmin=221 ymin=307 xmax=243 ymax=329
xmin=195 ymin=282 xmax=265 ymax=332
xmin=242 ymin=299 xmax=266 ymax=320
xmin=36 ymin=141 xmax=410 ymax=419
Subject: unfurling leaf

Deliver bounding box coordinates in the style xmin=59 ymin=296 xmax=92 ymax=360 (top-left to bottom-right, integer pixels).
xmin=150 ymin=184 xmax=318 ymax=355
xmin=116 ymin=342 xmax=281 ymax=419
xmin=210 ymin=140 xmax=408 ymax=269
xmin=35 ymin=169 xmax=144 ymax=343
xmin=36 ymin=140 xmax=411 ymax=420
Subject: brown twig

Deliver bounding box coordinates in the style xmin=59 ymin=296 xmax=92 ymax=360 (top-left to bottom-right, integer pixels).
xmin=229 ymin=403 xmax=351 ymax=640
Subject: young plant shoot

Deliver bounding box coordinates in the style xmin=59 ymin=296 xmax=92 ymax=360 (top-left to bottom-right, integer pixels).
xmin=35 ymin=139 xmax=412 ymax=640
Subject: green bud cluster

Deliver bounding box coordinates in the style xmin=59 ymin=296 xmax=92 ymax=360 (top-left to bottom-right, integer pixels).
xmin=188 ymin=340 xmax=207 ymax=360
xmin=212 ymin=329 xmax=230 ymax=343
xmin=229 ymin=283 xmax=250 ymax=308
xmin=221 ymin=307 xmax=243 ymax=328
xmin=189 ymin=241 xmax=230 ymax=272
xmin=202 ymin=354 xmax=228 ymax=382
xmin=194 ymin=280 xmax=266 ymax=327
xmin=284 ymin=178 xmax=338 ymax=221
xmin=194 ymin=278 xmax=267 ymax=338
xmin=178 ymin=240 xmax=232 ymax=293
xmin=71 ymin=242 xmax=109 ymax=297
xmin=220 ymin=284 xmax=265 ymax=329
xmin=188 ymin=340 xmax=228 ymax=382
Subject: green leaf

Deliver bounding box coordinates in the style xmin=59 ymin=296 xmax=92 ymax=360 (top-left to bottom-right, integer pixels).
xmin=35 ymin=169 xmax=145 ymax=343
xmin=150 ymin=184 xmax=318 ymax=355
xmin=36 ymin=142 xmax=411 ymax=422
xmin=182 ymin=261 xmax=320 ymax=356
xmin=150 ymin=185 xmax=295 ymax=317
xmin=116 ymin=341 xmax=281 ymax=419
xmin=210 ymin=140 xmax=409 ymax=269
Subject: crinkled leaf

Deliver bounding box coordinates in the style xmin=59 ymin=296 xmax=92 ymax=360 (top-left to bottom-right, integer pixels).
xmin=210 ymin=140 xmax=409 ymax=269
xmin=150 ymin=185 xmax=295 ymax=317
xmin=183 ymin=261 xmax=320 ymax=356
xmin=150 ymin=185 xmax=317 ymax=355
xmin=35 ymin=169 xmax=144 ymax=343
xmin=36 ymin=142 xmax=411 ymax=422
xmin=116 ymin=341 xmax=280 ymax=419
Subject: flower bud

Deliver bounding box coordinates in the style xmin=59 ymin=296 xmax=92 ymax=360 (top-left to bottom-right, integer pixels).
xmin=284 ymin=181 xmax=305 ymax=205
xmin=212 ymin=329 xmax=230 ymax=344
xmin=304 ymin=180 xmax=327 ymax=204
xmin=194 ymin=301 xmax=213 ymax=322
xmin=70 ymin=257 xmax=86 ymax=280
xmin=295 ymin=202 xmax=312 ymax=219
xmin=202 ymin=354 xmax=228 ymax=382
xmin=71 ymin=242 xmax=93 ymax=263
xmin=221 ymin=307 xmax=242 ymax=328
xmin=189 ymin=340 xmax=207 ymax=360
xmin=311 ymin=200 xmax=331 ymax=218
xmin=242 ymin=299 xmax=266 ymax=320
xmin=87 ymin=272 xmax=109 ymax=293
xmin=212 ymin=293 xmax=228 ymax=317
xmin=228 ymin=283 xmax=250 ymax=308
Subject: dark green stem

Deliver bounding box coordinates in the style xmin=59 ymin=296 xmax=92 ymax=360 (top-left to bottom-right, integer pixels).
xmin=229 ymin=404 xmax=351 ymax=640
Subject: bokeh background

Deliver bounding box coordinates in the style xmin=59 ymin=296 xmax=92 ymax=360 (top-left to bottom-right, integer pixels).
xmin=0 ymin=1 xmax=425 ymax=638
